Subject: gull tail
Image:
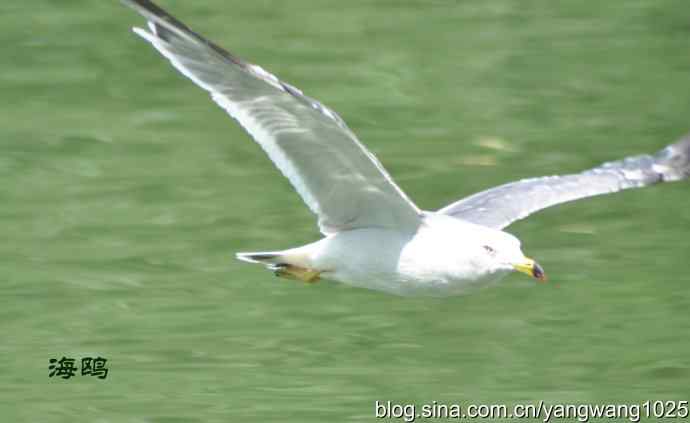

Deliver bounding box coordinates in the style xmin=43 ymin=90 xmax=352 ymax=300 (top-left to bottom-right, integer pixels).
xmin=236 ymin=249 xmax=322 ymax=283
xmin=236 ymin=251 xmax=283 ymax=265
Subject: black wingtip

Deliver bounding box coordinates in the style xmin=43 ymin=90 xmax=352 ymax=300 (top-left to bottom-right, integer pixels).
xmin=121 ymin=0 xmax=246 ymax=67
xmin=654 ymin=133 xmax=690 ymax=182
xmin=121 ymin=0 xmax=191 ymax=42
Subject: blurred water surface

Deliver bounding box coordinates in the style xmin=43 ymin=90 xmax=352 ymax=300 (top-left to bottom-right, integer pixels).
xmin=3 ymin=1 xmax=690 ymax=421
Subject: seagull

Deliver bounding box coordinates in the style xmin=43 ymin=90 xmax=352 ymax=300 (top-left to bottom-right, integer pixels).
xmin=122 ymin=0 xmax=690 ymax=296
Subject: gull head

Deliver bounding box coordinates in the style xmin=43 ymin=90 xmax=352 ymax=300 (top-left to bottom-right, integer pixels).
xmin=419 ymin=214 xmax=547 ymax=284
xmin=475 ymin=229 xmax=547 ymax=282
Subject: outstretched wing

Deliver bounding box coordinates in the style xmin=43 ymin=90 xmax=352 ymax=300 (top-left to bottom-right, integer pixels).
xmin=121 ymin=0 xmax=421 ymax=234
xmin=439 ymin=134 xmax=690 ymax=229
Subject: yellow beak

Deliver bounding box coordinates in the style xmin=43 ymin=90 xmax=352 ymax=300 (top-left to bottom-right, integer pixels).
xmin=513 ymin=257 xmax=547 ymax=282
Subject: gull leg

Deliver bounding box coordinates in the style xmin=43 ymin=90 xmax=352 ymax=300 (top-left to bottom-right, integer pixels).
xmin=272 ymin=264 xmax=321 ymax=283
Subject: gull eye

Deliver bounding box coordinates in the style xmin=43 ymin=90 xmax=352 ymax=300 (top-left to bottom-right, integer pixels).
xmin=483 ymin=245 xmax=496 ymax=255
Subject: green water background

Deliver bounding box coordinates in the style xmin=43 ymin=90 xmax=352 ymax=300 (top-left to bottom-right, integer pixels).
xmin=3 ymin=1 xmax=690 ymax=421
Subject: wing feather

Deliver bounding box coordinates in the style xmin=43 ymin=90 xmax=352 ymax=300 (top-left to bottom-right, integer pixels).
xmin=122 ymin=0 xmax=421 ymax=234
xmin=440 ymin=134 xmax=690 ymax=229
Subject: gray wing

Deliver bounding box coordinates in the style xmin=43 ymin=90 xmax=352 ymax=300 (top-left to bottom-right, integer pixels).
xmin=121 ymin=0 xmax=422 ymax=235
xmin=439 ymin=134 xmax=690 ymax=229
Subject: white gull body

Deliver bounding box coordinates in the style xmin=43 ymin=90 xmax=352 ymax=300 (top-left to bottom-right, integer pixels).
xmin=279 ymin=213 xmax=525 ymax=296
xmin=122 ymin=0 xmax=690 ymax=296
